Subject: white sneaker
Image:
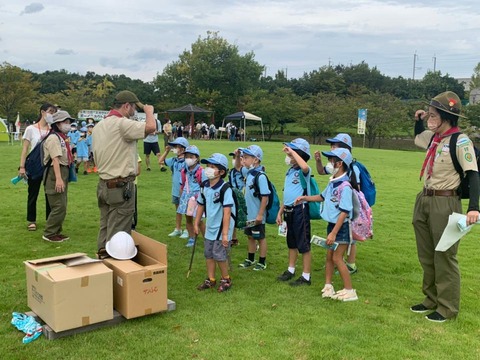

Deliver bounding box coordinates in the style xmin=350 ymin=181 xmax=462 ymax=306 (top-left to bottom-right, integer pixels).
xmin=180 ymin=230 xmax=189 ymax=239
xmin=321 ymin=284 xmax=335 ymax=298
xmin=333 ymin=289 xmax=358 ymax=302
xmin=168 ymin=229 xmax=182 ymax=237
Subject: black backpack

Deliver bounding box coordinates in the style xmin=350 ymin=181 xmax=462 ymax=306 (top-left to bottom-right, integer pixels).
xmin=448 ymin=133 xmax=480 ymax=199
xmin=25 ymin=131 xmax=54 ymax=181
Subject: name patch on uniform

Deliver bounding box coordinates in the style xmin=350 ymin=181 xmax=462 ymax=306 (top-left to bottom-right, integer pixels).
xmin=456 ymin=137 xmax=470 ymax=147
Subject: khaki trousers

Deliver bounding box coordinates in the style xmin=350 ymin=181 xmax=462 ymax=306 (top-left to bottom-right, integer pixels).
xmin=96 ymin=180 xmax=135 ymax=250
xmin=44 ymin=166 xmax=69 ymax=236
xmin=412 ymin=191 xmax=462 ymax=319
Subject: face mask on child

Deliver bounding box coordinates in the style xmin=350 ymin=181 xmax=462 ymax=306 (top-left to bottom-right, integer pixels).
xmin=285 ymin=156 xmax=293 ymax=166
xmin=204 ymin=167 xmax=217 ymax=179
xmin=231 ymin=159 xmax=236 ymax=167
xmin=326 ymin=161 xmax=340 ymax=176
xmin=185 ymin=158 xmax=197 ymax=167
xmin=172 ymin=148 xmax=178 ymax=155
xmin=59 ymin=123 xmax=71 ymax=134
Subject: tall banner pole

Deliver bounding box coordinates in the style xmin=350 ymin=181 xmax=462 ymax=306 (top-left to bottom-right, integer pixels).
xmin=357 ymin=109 xmax=367 ymax=148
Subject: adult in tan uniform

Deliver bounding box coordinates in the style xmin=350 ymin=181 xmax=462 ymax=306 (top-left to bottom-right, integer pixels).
xmin=42 ymin=110 xmax=75 ymax=242
xmin=92 ymin=91 xmax=156 ymax=255
xmin=411 ymin=91 xmax=479 ymax=322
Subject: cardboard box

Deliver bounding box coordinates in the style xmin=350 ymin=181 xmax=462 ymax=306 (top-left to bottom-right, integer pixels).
xmin=103 ymin=231 xmax=168 ymax=319
xmin=25 ymin=253 xmax=113 ymax=333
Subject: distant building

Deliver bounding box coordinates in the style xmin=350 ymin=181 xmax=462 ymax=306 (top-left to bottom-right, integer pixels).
xmin=470 ymin=88 xmax=480 ymax=105
xmin=456 ymin=78 xmax=472 ymax=92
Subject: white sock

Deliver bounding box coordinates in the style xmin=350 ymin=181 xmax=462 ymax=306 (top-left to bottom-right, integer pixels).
xmin=302 ymin=272 xmax=310 ymax=281
xmin=288 ymin=267 xmax=295 ymax=274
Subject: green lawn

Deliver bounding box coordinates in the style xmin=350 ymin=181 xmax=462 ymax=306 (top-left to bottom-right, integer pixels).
xmin=1 ymin=139 xmax=479 ymax=360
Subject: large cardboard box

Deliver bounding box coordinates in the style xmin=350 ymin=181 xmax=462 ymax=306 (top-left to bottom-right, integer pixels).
xmin=103 ymin=231 xmax=168 ymax=319
xmin=25 ymin=253 xmax=113 ymax=333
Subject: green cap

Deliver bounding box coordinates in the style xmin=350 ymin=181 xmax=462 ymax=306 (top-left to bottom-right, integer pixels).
xmin=114 ymin=90 xmax=144 ymax=110
xmin=426 ymin=91 xmax=466 ymax=118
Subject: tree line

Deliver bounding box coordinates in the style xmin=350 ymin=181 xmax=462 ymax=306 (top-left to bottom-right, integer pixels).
xmin=1 ymin=31 xmax=480 ymax=147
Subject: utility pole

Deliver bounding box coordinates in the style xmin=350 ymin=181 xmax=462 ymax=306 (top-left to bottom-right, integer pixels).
xmin=328 ymin=58 xmax=332 ymax=68
xmin=432 ymin=54 xmax=437 ymax=72
xmin=413 ymin=51 xmax=418 ymax=80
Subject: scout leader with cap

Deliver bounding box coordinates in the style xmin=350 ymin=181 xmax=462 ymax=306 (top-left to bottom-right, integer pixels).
xmin=92 ymin=90 xmax=156 ymax=256
xmin=42 ymin=110 xmax=76 ymax=243
xmin=411 ymin=91 xmax=479 ymax=323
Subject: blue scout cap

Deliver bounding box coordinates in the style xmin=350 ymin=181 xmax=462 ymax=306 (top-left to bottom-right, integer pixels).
xmin=239 ymin=145 xmax=263 ymax=161
xmin=201 ymin=153 xmax=228 ymax=170
xmin=326 ymin=133 xmax=353 ymax=149
xmin=321 ymin=148 xmax=353 ymax=167
xmin=284 ymin=138 xmax=311 ymax=159
xmin=168 ymin=137 xmax=189 ymax=148
xmin=184 ymin=145 xmax=200 ymax=157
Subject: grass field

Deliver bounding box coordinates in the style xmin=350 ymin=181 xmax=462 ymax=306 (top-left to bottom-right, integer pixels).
xmin=1 ymin=139 xmax=479 ymax=360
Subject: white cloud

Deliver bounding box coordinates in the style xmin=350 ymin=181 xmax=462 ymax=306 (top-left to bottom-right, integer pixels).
xmin=54 ymin=48 xmax=75 ymax=55
xmin=1 ymin=0 xmax=479 ymax=81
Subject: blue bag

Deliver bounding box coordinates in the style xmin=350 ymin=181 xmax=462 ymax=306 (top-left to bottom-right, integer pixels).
xmin=252 ymin=171 xmax=280 ymax=224
xmin=300 ymin=173 xmax=321 ymax=220
xmin=352 ymin=160 xmax=376 ymax=207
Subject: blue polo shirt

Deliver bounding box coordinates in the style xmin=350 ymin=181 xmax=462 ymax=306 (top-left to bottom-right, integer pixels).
xmin=283 ymin=166 xmax=311 ymax=207
xmin=320 ymin=174 xmax=353 ymax=223
xmin=180 ymin=164 xmax=207 ymax=194
xmin=165 ymin=157 xmax=185 ymax=197
xmin=68 ymin=130 xmax=80 ymax=146
xmin=76 ymin=137 xmax=89 ymax=158
xmin=241 ymin=166 xmax=270 ymax=223
xmin=197 ymin=179 xmax=236 ymax=241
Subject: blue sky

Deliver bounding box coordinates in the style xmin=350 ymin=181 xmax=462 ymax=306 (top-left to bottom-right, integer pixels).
xmin=1 ymin=0 xmax=479 ymax=82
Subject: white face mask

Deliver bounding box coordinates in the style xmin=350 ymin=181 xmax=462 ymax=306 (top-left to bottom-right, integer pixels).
xmin=172 ymin=148 xmax=178 ymax=155
xmin=185 ymin=158 xmax=197 ymax=167
xmin=285 ymin=155 xmax=292 ymax=166
xmin=204 ymin=167 xmax=217 ymax=179
xmin=59 ymin=123 xmax=71 ymax=134
xmin=45 ymin=113 xmax=54 ymax=124
xmin=325 ymin=162 xmax=334 ymax=174
xmin=231 ymin=159 xmax=236 ymax=167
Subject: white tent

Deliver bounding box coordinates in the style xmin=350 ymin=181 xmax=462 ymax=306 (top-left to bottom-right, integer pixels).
xmin=221 ymin=111 xmax=265 ymax=141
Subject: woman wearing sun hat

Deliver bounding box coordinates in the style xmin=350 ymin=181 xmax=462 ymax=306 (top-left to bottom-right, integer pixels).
xmin=411 ymin=91 xmax=479 ymax=322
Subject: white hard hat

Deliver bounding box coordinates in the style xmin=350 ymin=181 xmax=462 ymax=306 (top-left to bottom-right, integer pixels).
xmin=106 ymin=231 xmax=138 ymax=260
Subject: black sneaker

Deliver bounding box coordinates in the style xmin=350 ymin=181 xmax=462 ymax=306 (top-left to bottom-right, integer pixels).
xmin=160 ymin=167 xmax=167 ymax=172
xmin=410 ymin=303 xmax=430 ymax=313
xmin=290 ymin=276 xmax=311 ymax=286
xmin=425 ymin=311 xmax=446 ymax=323
xmin=277 ymin=270 xmax=295 ymax=281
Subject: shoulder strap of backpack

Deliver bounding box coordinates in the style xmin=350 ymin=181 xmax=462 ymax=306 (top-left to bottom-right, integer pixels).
xmin=181 ymin=168 xmax=186 ymax=186
xmin=449 ymin=132 xmax=464 ymax=180
xmin=252 ymin=170 xmax=264 ymax=199
xmin=195 ymin=165 xmax=202 ymax=184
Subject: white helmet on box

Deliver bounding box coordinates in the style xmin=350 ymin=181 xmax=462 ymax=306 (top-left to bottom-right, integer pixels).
xmin=106 ymin=231 xmax=137 ymax=260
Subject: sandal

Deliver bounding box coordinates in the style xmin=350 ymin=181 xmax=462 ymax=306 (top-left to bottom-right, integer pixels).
xmin=27 ymin=223 xmax=37 ymax=231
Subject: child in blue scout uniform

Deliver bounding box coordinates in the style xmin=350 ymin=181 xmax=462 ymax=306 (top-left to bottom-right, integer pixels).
xmin=297 ymin=148 xmax=358 ymax=301
xmin=236 ymin=145 xmax=270 ymax=271
xmin=276 ymin=138 xmax=313 ymax=286
xmin=194 ymin=153 xmax=235 ymax=293
xmin=67 ymin=123 xmax=80 ymax=162
xmin=228 ymin=151 xmax=246 ymax=246
xmin=75 ymin=130 xmax=90 ymax=175
xmin=178 ymin=145 xmax=207 ymax=247
xmin=315 ymin=133 xmax=360 ymax=274
xmin=158 ymin=137 xmax=189 ymax=238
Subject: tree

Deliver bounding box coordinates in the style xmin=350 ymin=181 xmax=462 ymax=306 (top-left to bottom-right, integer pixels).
xmin=0 ymin=62 xmax=40 ymax=122
xmin=153 ymin=31 xmax=264 ymax=119
xmin=470 ymin=62 xmax=480 ymax=90
xmin=347 ymin=92 xmax=410 ymax=148
xmin=420 ymin=71 xmax=465 ymax=100
xmin=298 ymin=93 xmax=349 ymax=144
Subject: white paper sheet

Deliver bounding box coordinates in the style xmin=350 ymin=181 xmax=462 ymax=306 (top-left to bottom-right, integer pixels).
xmin=435 ymin=212 xmax=471 ymax=252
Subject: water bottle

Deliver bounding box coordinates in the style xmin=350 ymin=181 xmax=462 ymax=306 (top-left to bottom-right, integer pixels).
xmin=11 ymin=175 xmax=24 ymax=185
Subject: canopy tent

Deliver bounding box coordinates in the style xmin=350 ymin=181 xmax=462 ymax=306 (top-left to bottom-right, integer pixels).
xmin=221 ymin=111 xmax=264 ymax=142
xmin=165 ymin=104 xmax=214 ymax=136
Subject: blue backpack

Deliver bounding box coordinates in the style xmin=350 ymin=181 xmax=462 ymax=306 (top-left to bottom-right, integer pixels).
xmin=299 ymin=173 xmax=322 ymax=220
xmin=252 ymin=171 xmax=280 ymax=224
xmin=25 ymin=131 xmax=54 ymax=181
xmin=352 ymin=160 xmax=376 ymax=207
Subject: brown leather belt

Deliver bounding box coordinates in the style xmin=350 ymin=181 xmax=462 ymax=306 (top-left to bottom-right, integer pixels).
xmin=422 ymin=188 xmax=457 ymax=197
xmin=102 ymin=176 xmax=136 ymax=189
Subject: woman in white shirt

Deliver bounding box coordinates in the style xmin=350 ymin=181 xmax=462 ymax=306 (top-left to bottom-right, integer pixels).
xmin=18 ymin=103 xmax=57 ymax=231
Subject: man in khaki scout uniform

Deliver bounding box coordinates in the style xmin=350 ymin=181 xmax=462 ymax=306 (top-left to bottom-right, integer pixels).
xmin=92 ymin=91 xmax=156 ymax=256
xmin=42 ymin=110 xmax=75 ymax=243
xmin=411 ymin=91 xmax=479 ymax=322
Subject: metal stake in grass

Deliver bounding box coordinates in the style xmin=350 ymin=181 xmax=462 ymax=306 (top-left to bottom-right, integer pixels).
xmin=187 ymin=235 xmax=197 ymax=278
